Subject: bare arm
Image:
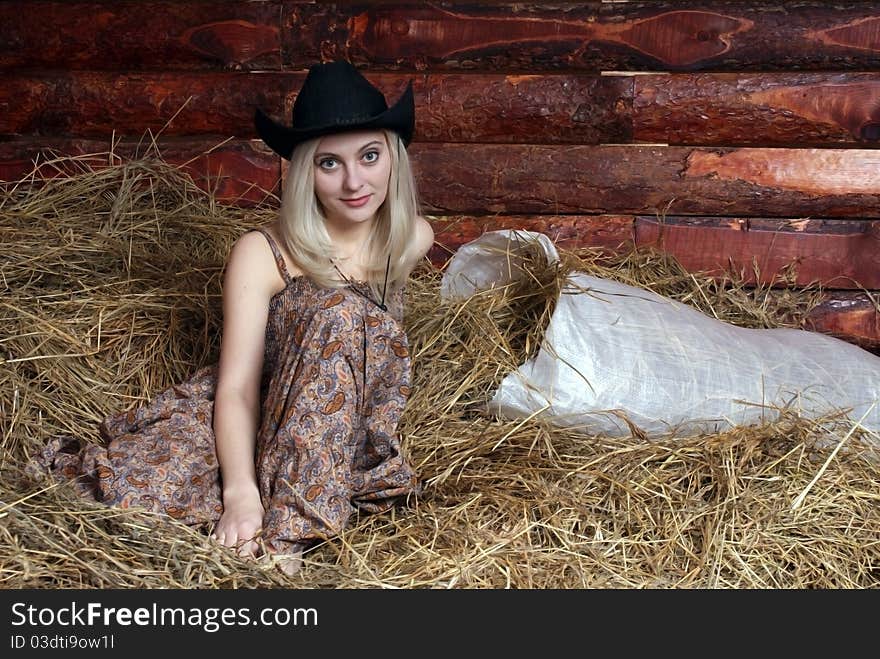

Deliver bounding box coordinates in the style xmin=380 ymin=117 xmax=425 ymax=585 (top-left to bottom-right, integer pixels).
xmin=212 ymin=231 xmax=282 ymax=556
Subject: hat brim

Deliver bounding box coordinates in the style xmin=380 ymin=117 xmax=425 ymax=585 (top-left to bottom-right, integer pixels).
xmin=254 ymin=82 xmax=415 ymax=160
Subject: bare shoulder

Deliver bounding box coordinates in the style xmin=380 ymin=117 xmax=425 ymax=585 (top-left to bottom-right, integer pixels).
xmin=401 ymin=216 xmax=434 ymax=277
xmin=410 ymin=215 xmax=435 ymax=261
xmin=227 ymin=229 xmax=272 ymax=271
xmin=224 ymin=228 xmax=285 ymax=296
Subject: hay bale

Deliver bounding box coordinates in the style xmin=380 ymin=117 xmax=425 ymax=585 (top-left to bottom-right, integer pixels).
xmin=2 ymin=148 xmax=878 ymax=589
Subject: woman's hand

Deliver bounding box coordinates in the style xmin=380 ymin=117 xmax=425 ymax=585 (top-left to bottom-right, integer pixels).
xmin=212 ymin=486 xmax=265 ymax=558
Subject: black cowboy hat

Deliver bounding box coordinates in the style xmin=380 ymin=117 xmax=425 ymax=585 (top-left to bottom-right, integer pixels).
xmin=254 ymin=60 xmax=415 ymax=160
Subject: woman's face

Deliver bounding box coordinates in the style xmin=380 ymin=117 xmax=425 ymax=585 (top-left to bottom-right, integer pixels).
xmin=312 ymin=130 xmax=392 ymax=228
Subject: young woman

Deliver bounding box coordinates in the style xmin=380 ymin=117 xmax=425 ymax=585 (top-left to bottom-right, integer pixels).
xmin=29 ymin=61 xmax=434 ymax=575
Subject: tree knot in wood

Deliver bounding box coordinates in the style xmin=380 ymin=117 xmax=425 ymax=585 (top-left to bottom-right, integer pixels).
xmin=860 ymin=122 xmax=880 ymax=142
xmin=616 ymin=11 xmax=752 ymax=67
xmin=181 ymin=21 xmax=278 ymax=65
xmin=391 ymin=19 xmax=410 ymax=36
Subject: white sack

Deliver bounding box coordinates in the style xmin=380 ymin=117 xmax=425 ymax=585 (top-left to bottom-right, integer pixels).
xmin=440 ymin=230 xmax=880 ymax=439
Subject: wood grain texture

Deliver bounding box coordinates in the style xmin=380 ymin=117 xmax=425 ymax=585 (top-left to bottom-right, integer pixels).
xmin=0 ymin=71 xmax=294 ymax=138
xmin=6 ymin=139 xmax=880 ymax=217
xmin=806 ymin=293 xmax=880 ymax=351
xmin=410 ymin=144 xmax=880 ymax=218
xmin=414 ymin=73 xmax=632 ymax=143
xmin=0 ymin=1 xmax=282 ymax=71
xmin=0 ymin=71 xmax=631 ymax=144
xmin=428 ymin=214 xmax=635 ymax=262
xmin=6 ymin=140 xmax=880 ymax=218
xmin=634 ymin=72 xmax=880 ymax=146
xmin=285 ymin=2 xmax=880 ymax=71
xmin=13 ymin=68 xmax=880 ymax=147
xmin=635 ymin=216 xmax=880 ymax=289
xmin=4 ymin=2 xmax=879 ymax=72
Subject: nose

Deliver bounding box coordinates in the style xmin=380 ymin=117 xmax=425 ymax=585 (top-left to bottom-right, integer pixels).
xmin=342 ymin=164 xmax=363 ymax=192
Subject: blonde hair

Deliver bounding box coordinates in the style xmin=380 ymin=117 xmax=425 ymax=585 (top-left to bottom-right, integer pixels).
xmin=277 ymin=129 xmax=419 ymax=301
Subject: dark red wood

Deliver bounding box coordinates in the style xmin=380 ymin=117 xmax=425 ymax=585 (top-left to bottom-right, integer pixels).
xmin=7 ymin=140 xmax=880 ymax=218
xmin=428 ymin=214 xmax=634 ymax=263
xmin=0 ymin=71 xmax=295 ymax=139
xmin=409 ymin=144 xmax=880 ymax=218
xmin=634 ymin=72 xmax=880 ymax=146
xmin=284 ymin=2 xmax=880 ymax=72
xmin=0 ymin=71 xmax=631 ymax=144
xmin=7 ymin=139 xmax=880 ymax=217
xmin=806 ymin=293 xmax=880 ymax=351
xmin=151 ymin=140 xmax=281 ymax=207
xmin=414 ymin=73 xmax=632 ymax=144
xmin=635 ymin=216 xmax=880 ymax=289
xmin=0 ymin=1 xmax=282 ymax=71
xmin=13 ymin=68 xmax=880 ymax=147
xmin=285 ymin=2 xmax=602 ymax=70
xmin=4 ymin=2 xmax=880 ymax=73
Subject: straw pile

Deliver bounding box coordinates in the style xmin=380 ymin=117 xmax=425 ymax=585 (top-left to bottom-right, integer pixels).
xmin=2 ymin=147 xmax=878 ymax=589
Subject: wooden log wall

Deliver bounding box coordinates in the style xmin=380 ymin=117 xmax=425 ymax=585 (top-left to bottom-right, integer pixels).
xmin=1 ymin=1 xmax=879 ymax=352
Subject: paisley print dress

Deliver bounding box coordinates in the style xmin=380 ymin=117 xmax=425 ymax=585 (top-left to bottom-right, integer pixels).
xmin=28 ymin=228 xmax=419 ymax=554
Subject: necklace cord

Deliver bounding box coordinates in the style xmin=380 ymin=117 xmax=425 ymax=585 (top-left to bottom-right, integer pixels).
xmin=380 ymin=253 xmax=391 ymax=310
xmin=332 ymin=253 xmax=391 ymax=312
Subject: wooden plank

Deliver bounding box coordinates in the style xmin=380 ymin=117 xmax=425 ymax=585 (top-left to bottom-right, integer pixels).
xmin=0 ymin=71 xmax=297 ymax=139
xmin=409 ymin=144 xmax=880 ymax=218
xmin=286 ymin=2 xmax=602 ymax=70
xmin=0 ymin=71 xmax=631 ymax=144
xmin=428 ymin=214 xmax=635 ymax=263
xmin=13 ymin=68 xmax=880 ymax=148
xmin=4 ymin=2 xmax=880 ymax=73
xmin=151 ymin=139 xmax=281 ymax=207
xmin=806 ymin=293 xmax=880 ymax=352
xmin=635 ymin=216 xmax=880 ymax=289
xmin=606 ymin=1 xmax=880 ymax=71
xmin=413 ymin=73 xmax=632 ymax=144
xmin=7 ymin=141 xmax=880 ymax=218
xmin=0 ymin=1 xmax=282 ymax=71
xmin=634 ymin=72 xmax=880 ymax=146
xmin=285 ymin=2 xmax=880 ymax=72
xmin=0 ymin=138 xmax=280 ymax=206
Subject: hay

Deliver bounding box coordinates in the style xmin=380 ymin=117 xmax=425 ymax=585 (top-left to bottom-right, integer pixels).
xmin=2 ymin=147 xmax=878 ymax=589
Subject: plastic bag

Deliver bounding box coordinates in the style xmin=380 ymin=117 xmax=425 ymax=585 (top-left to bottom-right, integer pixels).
xmin=440 ymin=230 xmax=880 ymax=439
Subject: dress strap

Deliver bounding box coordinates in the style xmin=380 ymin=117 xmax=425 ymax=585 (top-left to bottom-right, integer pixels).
xmin=253 ymin=227 xmax=292 ymax=284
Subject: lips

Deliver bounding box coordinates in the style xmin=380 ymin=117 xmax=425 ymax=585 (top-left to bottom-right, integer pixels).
xmin=341 ymin=194 xmax=372 ymax=208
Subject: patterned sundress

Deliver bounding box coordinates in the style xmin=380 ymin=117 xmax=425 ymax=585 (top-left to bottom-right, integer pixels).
xmin=27 ymin=228 xmax=419 ymax=554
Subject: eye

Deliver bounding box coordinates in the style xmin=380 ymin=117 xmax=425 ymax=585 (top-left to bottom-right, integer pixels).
xmin=362 ymin=150 xmax=380 ymax=164
xmin=317 ymin=157 xmax=338 ymax=170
